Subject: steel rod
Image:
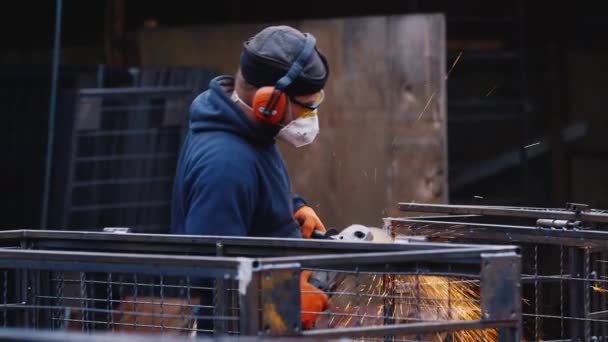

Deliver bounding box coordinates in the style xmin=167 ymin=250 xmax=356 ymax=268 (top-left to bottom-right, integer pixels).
xmin=398 ymin=203 xmax=608 ymax=223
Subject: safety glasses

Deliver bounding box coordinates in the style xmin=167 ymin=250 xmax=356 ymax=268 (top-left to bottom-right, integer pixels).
xmin=289 ymin=90 xmax=324 ymax=111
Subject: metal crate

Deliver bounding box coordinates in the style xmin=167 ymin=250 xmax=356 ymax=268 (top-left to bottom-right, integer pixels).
xmin=389 ymin=202 xmax=608 ymax=341
xmin=0 ymin=230 xmax=521 ymax=341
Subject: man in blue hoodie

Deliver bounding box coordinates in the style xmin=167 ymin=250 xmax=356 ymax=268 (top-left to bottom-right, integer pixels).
xmin=170 ymin=25 xmax=330 ymax=330
xmin=171 ymin=25 xmax=328 ymax=240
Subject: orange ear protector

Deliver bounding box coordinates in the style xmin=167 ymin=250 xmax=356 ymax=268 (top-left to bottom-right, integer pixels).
xmin=252 ymin=87 xmax=288 ymax=125
xmin=252 ymin=34 xmax=316 ymax=125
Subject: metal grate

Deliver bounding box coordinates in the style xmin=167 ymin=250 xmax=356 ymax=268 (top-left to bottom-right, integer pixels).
xmin=390 ymin=202 xmax=608 ymax=341
xmin=62 ymin=87 xmax=193 ymax=233
xmin=0 ymin=250 xmax=245 ymax=336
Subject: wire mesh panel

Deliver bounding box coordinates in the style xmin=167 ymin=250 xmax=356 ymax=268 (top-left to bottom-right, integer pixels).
xmin=261 ymin=247 xmax=521 ymax=341
xmin=308 ymin=268 xmax=496 ymax=341
xmin=390 ymin=202 xmax=608 ymax=341
xmin=62 ymin=87 xmax=193 ymax=233
xmin=0 ymin=249 xmax=252 ymax=337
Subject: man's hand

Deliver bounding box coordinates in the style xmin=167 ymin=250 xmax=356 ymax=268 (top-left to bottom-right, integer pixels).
xmin=294 ymin=206 xmax=326 ymax=238
xmin=300 ymin=270 xmax=329 ymax=330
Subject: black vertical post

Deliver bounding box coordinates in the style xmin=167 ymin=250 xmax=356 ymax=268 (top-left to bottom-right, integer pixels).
xmin=41 ymin=0 xmax=63 ymax=230
xmin=569 ymin=247 xmax=584 ymax=340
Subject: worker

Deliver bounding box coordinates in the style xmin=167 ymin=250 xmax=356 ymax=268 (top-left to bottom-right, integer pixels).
xmin=170 ymin=25 xmax=330 ymax=331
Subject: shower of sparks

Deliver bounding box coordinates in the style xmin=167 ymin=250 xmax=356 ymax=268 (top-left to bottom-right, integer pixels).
xmin=322 ymin=230 xmax=498 ymax=341
xmin=326 ymin=274 xmax=496 ymax=341
xmin=524 ymin=142 xmax=541 ymax=149
xmin=316 ymin=225 xmax=504 ymax=341
xmin=445 ymin=51 xmax=463 ymax=80
xmin=417 ymin=91 xmax=437 ymax=121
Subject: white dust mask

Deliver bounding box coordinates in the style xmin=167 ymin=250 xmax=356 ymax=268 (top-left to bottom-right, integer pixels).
xmin=276 ymin=111 xmax=319 ymax=148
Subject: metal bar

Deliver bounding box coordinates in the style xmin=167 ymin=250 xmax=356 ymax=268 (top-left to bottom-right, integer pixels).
xmin=40 ymin=0 xmax=63 ymax=231
xmin=214 ymin=242 xmax=227 ymax=335
xmin=79 ymin=104 xmax=185 ymax=113
xmin=0 ymin=230 xmax=505 ymax=257
xmin=388 ymin=217 xmax=608 ymax=248
xmin=0 ymin=249 xmax=250 ymax=278
xmin=69 ymin=201 xmax=171 ymax=212
xmin=0 ymin=304 xmax=235 ymax=321
xmin=382 ymin=272 xmax=395 ymax=342
xmin=3 ymin=270 xmax=8 ymax=327
xmin=72 ymin=177 xmax=173 ymax=187
xmin=77 ymin=128 xmax=178 ymax=138
xmin=560 ymin=245 xmax=565 ymax=339
xmin=261 ymin=247 xmax=518 ymax=269
xmin=587 ymin=310 xmax=608 ymax=320
xmin=534 ymin=245 xmax=541 ymax=340
xmin=238 ymin=264 xmax=259 ymax=335
xmin=61 ymin=91 xmax=81 ymax=229
xmin=601 ymin=251 xmax=608 ymax=338
xmin=584 ymin=249 xmax=591 ymax=341
xmin=0 ymin=327 xmax=260 ymax=341
xmin=74 ymin=153 xmax=176 ymax=163
xmin=397 ymin=202 xmax=608 ymax=224
xmin=569 ymin=247 xmax=584 ymax=340
xmin=78 ymin=87 xmax=192 ymax=98
xmin=10 ymin=229 xmax=490 ymax=249
xmin=302 ymin=319 xmax=518 ymax=339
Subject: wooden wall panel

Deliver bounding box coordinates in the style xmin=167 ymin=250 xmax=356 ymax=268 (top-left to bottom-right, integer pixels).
xmin=138 ymin=14 xmax=447 ymax=229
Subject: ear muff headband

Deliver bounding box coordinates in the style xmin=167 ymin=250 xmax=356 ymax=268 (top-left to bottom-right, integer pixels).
xmin=253 ymin=34 xmax=316 ymax=124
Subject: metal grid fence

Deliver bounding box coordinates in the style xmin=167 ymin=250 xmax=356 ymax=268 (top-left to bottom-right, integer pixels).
xmin=389 ymin=202 xmax=608 ymax=341
xmin=0 ymin=230 xmax=521 ymax=341
xmin=62 ymin=87 xmax=193 ymax=233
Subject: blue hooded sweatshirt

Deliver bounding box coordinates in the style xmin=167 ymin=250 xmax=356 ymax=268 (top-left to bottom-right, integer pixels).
xmin=170 ymin=76 xmax=306 ymax=238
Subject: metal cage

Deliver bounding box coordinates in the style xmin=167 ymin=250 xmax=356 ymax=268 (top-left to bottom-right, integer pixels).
xmin=389 ymin=202 xmax=608 ymax=341
xmin=0 ymin=230 xmax=521 ymax=341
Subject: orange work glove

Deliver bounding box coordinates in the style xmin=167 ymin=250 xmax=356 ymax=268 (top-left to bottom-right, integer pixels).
xmin=300 ymin=270 xmax=328 ymax=330
xmin=294 ymin=206 xmax=326 ymax=238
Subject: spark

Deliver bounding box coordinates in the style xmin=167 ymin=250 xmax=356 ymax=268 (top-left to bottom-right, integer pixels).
xmin=445 ymin=51 xmax=463 ymax=80
xmin=524 ymin=141 xmax=541 ymax=149
xmin=417 ymin=91 xmax=436 ymax=121
xmin=485 ymin=85 xmax=498 ymax=97
xmin=592 ymin=285 xmax=608 ymax=293
xmin=473 ymin=195 xmax=484 ymax=199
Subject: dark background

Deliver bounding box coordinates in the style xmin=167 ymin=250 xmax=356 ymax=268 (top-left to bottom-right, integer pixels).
xmin=2 ymin=0 xmax=607 ymax=229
